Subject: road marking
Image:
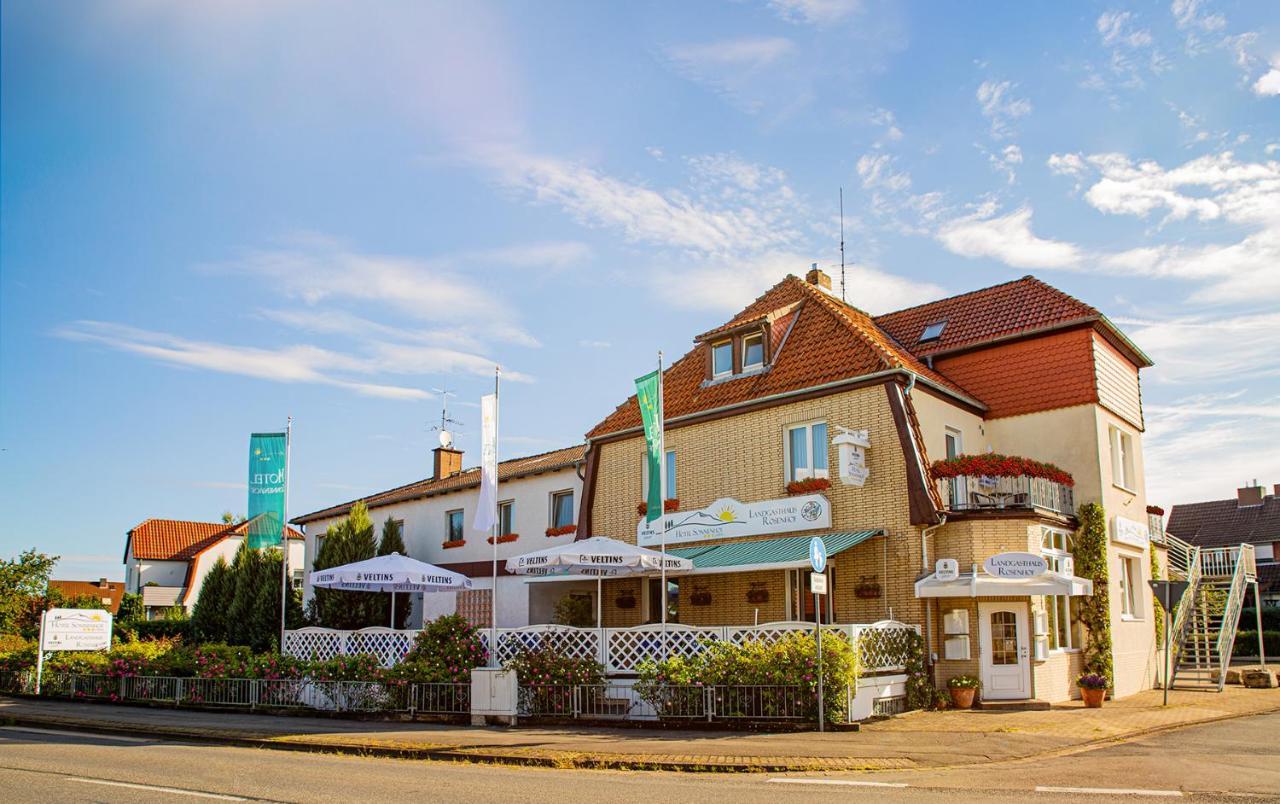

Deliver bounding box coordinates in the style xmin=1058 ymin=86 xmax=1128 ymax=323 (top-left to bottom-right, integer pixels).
xmin=66 ymin=777 xmax=250 ymax=800
xmin=1036 ymin=786 xmax=1183 ymax=797
xmin=0 ymin=726 xmax=150 ymax=743
xmin=769 ymin=778 xmax=909 ymax=788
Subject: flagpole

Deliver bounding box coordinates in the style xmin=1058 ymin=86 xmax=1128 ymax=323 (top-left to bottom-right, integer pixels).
xmin=490 ymin=366 xmax=500 ymax=668
xmin=657 ymin=350 xmax=667 ymax=659
xmin=279 ymin=416 xmax=292 ymax=651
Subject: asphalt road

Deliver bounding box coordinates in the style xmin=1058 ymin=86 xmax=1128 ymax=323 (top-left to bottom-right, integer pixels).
xmin=0 ymin=712 xmax=1276 ymax=803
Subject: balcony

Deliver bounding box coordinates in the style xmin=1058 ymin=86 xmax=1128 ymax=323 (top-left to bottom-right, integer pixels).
xmin=932 ymin=454 xmax=1075 ymax=518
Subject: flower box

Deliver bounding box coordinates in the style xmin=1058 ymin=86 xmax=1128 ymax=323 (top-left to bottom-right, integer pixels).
xmin=854 ymin=576 xmax=882 ymax=599
xmin=545 ymin=525 xmax=576 ymax=537
xmin=637 ymin=498 xmax=680 ymax=516
xmin=930 ymin=453 xmax=1074 ymax=486
xmin=487 ymin=533 xmax=519 ymax=545
xmin=441 ymin=539 xmax=466 ymax=549
xmin=785 ymin=477 xmax=831 ymax=496
xmin=615 ymin=593 xmax=637 ymax=609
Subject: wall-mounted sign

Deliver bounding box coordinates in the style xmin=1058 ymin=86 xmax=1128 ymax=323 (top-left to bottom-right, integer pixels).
xmin=40 ymin=608 xmax=112 ymax=652
xmin=637 ymin=495 xmax=830 ymax=547
xmin=832 ymin=427 xmax=871 ymax=487
xmin=935 ymin=558 xmax=959 ymax=582
xmin=1111 ymin=515 xmax=1150 ymax=549
xmin=983 ymin=552 xmax=1048 ymax=579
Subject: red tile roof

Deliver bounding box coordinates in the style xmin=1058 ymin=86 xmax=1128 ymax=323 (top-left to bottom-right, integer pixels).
xmin=587 ymin=275 xmax=978 ymax=439
xmin=127 ymin=518 xmax=302 ymax=561
xmin=49 ymin=579 xmax=125 ymax=614
xmin=292 ymin=444 xmax=587 ymax=525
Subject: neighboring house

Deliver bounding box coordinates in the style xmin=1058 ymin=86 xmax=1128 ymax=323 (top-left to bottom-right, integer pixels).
xmin=123 ymin=518 xmax=304 ymax=619
xmin=49 ymin=578 xmax=125 ymax=615
xmin=1167 ymin=482 xmax=1280 ymax=605
xmin=292 ymin=444 xmax=587 ymax=629
xmin=578 ymin=268 xmax=1159 ymax=702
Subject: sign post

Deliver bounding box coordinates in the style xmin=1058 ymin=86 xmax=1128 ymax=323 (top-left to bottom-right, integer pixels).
xmin=1149 ymin=580 xmax=1189 ymax=706
xmin=809 ymin=538 xmax=828 ymax=731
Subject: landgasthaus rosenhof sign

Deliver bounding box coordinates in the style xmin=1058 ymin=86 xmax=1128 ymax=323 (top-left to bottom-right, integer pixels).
xmin=637 ymin=495 xmax=831 ymax=547
xmin=983 ymin=552 xmax=1049 ymax=579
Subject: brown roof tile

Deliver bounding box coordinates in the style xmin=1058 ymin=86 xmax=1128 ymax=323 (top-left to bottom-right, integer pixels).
xmin=127 ymin=518 xmax=302 ymax=561
xmin=49 ymin=579 xmax=125 ymax=614
xmin=292 ymin=444 xmax=587 ymax=524
xmin=1167 ymin=494 xmax=1280 ymax=549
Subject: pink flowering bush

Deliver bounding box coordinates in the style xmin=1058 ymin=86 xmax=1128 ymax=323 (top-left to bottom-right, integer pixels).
xmin=504 ymin=646 xmax=604 ymax=686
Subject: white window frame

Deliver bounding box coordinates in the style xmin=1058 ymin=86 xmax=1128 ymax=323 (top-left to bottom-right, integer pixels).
xmin=711 ymin=340 xmax=733 ymax=378
xmin=1040 ymin=527 xmax=1076 ymax=651
xmin=1119 ymin=554 xmax=1143 ymax=620
xmin=445 ymin=509 xmax=464 ymax=541
xmin=944 ymin=427 xmax=965 ymax=509
xmin=1109 ymin=426 xmax=1136 ymax=492
xmin=642 ymin=449 xmax=677 ymax=501
xmin=784 ymin=421 xmax=829 ymax=483
xmin=550 ymin=489 xmax=575 ymax=529
xmin=498 ymin=500 xmax=515 ymax=536
xmin=742 ymin=332 xmax=765 ymax=371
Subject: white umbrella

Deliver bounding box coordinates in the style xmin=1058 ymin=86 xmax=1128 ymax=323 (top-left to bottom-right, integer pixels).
xmin=505 ymin=536 xmax=692 ymax=626
xmin=310 ymin=552 xmax=472 ymax=627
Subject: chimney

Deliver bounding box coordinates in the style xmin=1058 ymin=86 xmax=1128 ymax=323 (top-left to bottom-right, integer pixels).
xmin=1237 ymin=481 xmax=1264 ymax=508
xmin=99 ymin=578 xmax=108 ymax=589
xmin=1273 ymin=483 xmax=1279 ymax=497
xmin=433 ymin=446 xmax=463 ymax=479
xmin=805 ymin=262 xmax=832 ymax=291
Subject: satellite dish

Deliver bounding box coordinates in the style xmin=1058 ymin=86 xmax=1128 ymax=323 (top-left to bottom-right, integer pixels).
xmin=438 ymin=430 xmax=454 ymax=449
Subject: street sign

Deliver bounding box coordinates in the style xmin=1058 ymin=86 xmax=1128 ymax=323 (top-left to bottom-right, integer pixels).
xmin=1149 ymin=580 xmax=1189 ymax=611
xmin=809 ymin=537 xmax=827 ymax=573
xmin=40 ymin=608 xmax=112 ymax=652
xmin=810 ymin=572 xmax=827 ymax=595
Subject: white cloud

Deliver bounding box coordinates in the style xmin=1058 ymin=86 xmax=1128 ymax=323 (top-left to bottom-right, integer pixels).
xmin=1048 ymin=153 xmax=1087 ymax=178
xmin=768 ymin=0 xmax=862 ymax=26
xmin=1170 ymin=0 xmax=1226 ymax=33
xmin=1254 ymin=57 xmax=1280 ymax=96
xmin=856 ymin=153 xmax=912 ymax=191
xmin=665 ymin=37 xmax=794 ymax=68
xmin=870 ymin=108 xmax=903 ymax=142
xmin=661 ymin=37 xmax=796 ymax=113
xmin=976 ymin=80 xmax=1031 ymax=139
xmin=937 ymin=207 xmax=1081 ymax=268
xmin=984 ymin=144 xmax=1023 ymax=184
xmin=1098 ymin=11 xmax=1153 ymax=48
xmin=578 ymin=340 xmax=611 ymax=349
xmin=1113 ymin=311 xmax=1280 ymax=383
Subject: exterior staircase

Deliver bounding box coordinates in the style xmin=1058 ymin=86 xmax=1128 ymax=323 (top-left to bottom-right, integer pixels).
xmin=1166 ymin=537 xmax=1257 ymax=692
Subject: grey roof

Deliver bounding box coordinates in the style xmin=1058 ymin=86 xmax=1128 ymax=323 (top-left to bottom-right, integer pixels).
xmin=1167 ymin=493 xmax=1280 ymax=549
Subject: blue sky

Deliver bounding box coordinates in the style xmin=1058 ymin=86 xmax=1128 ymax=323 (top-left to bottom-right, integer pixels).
xmin=2 ymin=1 xmax=1277 ymax=582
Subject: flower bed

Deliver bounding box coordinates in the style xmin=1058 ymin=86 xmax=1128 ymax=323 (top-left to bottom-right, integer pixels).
xmin=930 ymin=453 xmax=1074 ymax=486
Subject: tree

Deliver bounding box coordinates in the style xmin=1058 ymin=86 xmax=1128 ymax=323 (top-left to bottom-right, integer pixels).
xmin=378 ymin=517 xmax=411 ymax=629
xmin=117 ymin=592 xmax=144 ymax=624
xmin=191 ymin=558 xmax=233 ymax=642
xmin=311 ymin=502 xmax=381 ymax=629
xmin=0 ymin=549 xmax=59 ymax=638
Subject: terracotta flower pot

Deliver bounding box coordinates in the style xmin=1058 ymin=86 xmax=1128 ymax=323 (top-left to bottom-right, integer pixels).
xmin=949 ymin=687 xmax=977 ymax=709
xmin=1080 ymin=686 xmax=1106 ymax=708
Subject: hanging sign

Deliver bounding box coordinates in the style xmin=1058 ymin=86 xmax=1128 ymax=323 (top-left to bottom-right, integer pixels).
xmin=983 ymin=552 xmax=1048 ymax=579
xmin=40 ymin=609 xmax=112 ymax=652
xmin=637 ymin=495 xmax=830 ymax=547
xmin=1111 ymin=515 xmax=1150 ymax=549
xmin=832 ymin=427 xmax=871 ymax=487
xmin=935 ymin=558 xmax=959 ymax=582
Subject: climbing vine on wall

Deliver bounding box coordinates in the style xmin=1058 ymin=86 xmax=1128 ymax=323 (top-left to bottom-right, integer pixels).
xmin=1150 ymin=542 xmax=1164 ymax=650
xmin=902 ymin=629 xmax=934 ymax=710
xmin=1074 ymin=502 xmax=1114 ymax=688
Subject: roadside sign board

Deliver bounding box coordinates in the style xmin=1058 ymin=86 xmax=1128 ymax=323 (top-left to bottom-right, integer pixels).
xmin=809 ymin=537 xmax=828 ymax=574
xmin=40 ymin=608 xmax=112 ymax=652
xmin=810 ymin=572 xmax=827 ymax=595
xmin=1149 ymin=580 xmax=1189 ymax=611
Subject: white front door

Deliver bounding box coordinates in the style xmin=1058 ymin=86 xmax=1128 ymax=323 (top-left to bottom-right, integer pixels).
xmin=978 ymin=602 xmax=1031 ymax=700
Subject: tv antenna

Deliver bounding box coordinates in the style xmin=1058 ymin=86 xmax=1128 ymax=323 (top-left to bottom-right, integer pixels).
xmin=839 ymin=187 xmax=847 ymax=302
xmin=428 ymin=388 xmax=464 ymax=449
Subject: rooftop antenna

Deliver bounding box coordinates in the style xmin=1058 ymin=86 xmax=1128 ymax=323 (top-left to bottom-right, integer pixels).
xmin=428 ymin=388 xmax=464 ymax=449
xmin=839 ymin=187 xmax=847 ymax=302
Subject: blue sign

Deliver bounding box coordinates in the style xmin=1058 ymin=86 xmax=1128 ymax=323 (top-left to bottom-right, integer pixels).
xmin=809 ymin=537 xmax=828 ymax=573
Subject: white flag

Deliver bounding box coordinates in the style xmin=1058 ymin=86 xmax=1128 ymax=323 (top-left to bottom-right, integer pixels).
xmin=473 ymin=392 xmax=498 ymax=532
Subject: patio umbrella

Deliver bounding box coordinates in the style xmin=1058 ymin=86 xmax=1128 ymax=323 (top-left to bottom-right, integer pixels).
xmin=310 ymin=552 xmax=472 ymax=627
xmin=505 ymin=536 xmax=692 ymax=626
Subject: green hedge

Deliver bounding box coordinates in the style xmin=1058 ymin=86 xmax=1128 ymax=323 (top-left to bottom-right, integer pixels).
xmin=1232 ymin=630 xmax=1280 ymax=659
xmin=1239 ymin=608 xmax=1280 ymax=632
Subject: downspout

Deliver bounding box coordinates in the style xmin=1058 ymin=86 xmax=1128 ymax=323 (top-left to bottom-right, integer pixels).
xmin=921 ymin=515 xmax=947 ymax=668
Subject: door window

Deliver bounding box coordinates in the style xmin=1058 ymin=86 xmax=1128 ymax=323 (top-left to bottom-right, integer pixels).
xmin=990 ymin=611 xmax=1019 ymax=665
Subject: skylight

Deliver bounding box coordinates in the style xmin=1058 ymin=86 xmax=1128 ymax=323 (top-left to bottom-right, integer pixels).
xmin=920 ymin=320 xmax=947 ymax=342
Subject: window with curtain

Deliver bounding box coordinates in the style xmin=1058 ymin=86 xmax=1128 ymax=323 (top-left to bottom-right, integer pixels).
xmin=785 ymin=421 xmax=828 ymax=482
xmin=551 ymin=490 xmax=575 ymax=528
xmin=498 ymin=501 xmax=514 ymax=535
xmin=446 ymin=509 xmax=464 ymax=541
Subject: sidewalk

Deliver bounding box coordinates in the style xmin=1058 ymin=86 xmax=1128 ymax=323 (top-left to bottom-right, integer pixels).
xmin=2 ymin=687 xmax=1277 ymax=773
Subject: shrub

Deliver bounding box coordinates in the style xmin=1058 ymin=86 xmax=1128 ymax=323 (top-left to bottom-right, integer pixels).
xmin=947 ymin=674 xmax=980 ymax=689
xmin=1077 ymin=672 xmax=1108 ymax=690
xmin=505 ymin=646 xmax=603 ymax=686
xmin=1232 ymin=630 xmax=1280 ymax=659
xmin=310 ymin=653 xmax=382 ymax=682
xmin=401 ymin=614 xmax=488 ymax=683
xmin=131 ymin=619 xmax=195 ymax=642
xmin=552 ymin=594 xmax=595 ymax=627
xmin=1240 ymin=607 xmax=1280 ymax=632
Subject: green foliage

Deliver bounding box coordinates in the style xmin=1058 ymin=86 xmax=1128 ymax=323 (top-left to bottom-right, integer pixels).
xmin=634 ymin=631 xmax=858 ymax=724
xmin=401 ymin=614 xmax=487 ymax=682
xmin=1240 ymin=607 xmax=1280 ymax=631
xmin=1074 ymin=502 xmax=1114 ymax=688
xmin=946 ymin=674 xmax=980 ymax=689
xmin=117 ymin=593 xmax=143 ymax=623
xmin=310 ymin=653 xmax=382 ymax=681
xmin=506 ymin=646 xmax=605 ymax=686
xmin=130 ymin=619 xmax=195 ymax=642
xmin=190 ymin=542 xmax=302 ymax=652
xmin=191 ymin=558 xmax=233 ymax=642
xmin=1233 ymin=630 xmax=1280 ymax=659
xmin=377 ymin=517 xmax=411 ymax=629
xmin=0 ymin=548 xmax=60 ymax=638
xmin=1150 ymin=542 xmax=1164 ymax=649
xmin=900 ymin=629 xmax=934 ymax=710
xmin=311 ymin=502 xmax=382 ymax=629
xmin=552 ymin=594 xmax=595 ymax=627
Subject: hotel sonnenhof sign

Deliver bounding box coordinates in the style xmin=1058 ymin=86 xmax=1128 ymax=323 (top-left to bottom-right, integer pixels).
xmin=41 ymin=609 xmax=112 ymax=652
xmin=637 ymin=495 xmax=830 ymax=547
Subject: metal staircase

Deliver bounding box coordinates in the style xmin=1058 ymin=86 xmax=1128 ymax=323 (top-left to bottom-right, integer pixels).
xmin=1166 ymin=538 xmax=1257 ymax=692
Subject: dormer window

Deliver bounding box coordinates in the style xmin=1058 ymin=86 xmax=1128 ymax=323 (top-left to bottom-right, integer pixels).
xmin=920 ymin=320 xmax=947 ymax=343
xmin=742 ymin=332 xmax=765 ymax=370
xmin=712 ymin=341 xmax=733 ymax=377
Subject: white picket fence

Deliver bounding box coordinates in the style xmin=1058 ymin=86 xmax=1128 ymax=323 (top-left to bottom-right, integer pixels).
xmin=283 ymin=620 xmax=919 ymax=675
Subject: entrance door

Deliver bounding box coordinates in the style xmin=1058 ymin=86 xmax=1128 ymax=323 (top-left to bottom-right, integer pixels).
xmin=977 ymin=603 xmax=1030 ymax=700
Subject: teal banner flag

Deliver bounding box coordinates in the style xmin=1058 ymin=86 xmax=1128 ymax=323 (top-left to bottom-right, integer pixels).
xmin=247 ymin=432 xmax=287 ymax=549
xmin=634 ymin=370 xmax=663 ymax=524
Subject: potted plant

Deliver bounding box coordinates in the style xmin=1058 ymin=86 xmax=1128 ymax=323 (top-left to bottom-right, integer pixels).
xmin=947 ymin=674 xmax=980 ymax=709
xmin=1077 ymin=672 xmax=1108 ymax=708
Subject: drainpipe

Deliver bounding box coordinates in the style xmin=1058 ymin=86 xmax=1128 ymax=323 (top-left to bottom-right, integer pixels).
xmin=921 ymin=515 xmax=947 ymax=669
xmin=904 ymin=371 xmax=917 ymax=397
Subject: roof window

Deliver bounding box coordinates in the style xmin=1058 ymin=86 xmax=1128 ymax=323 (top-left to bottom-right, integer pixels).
xmin=920 ymin=320 xmax=947 ymax=342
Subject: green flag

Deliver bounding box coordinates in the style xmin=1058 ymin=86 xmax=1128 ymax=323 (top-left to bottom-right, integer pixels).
xmin=635 ymin=370 xmax=663 ymax=524
xmin=247 ymin=432 xmax=287 ymax=549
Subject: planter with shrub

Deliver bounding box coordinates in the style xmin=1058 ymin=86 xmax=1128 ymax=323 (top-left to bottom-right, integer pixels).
xmin=1077 ymin=672 xmax=1108 ymax=708
xmin=946 ymin=674 xmax=980 ymax=709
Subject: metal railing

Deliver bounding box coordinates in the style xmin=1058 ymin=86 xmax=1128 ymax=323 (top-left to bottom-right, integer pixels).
xmin=518 ymin=683 xmax=808 ymax=721
xmin=1200 ymin=545 xmax=1252 ymax=579
xmin=937 ymin=475 xmax=1074 ymax=516
xmin=1169 ymin=543 xmax=1201 ymax=674
xmin=1214 ymin=545 xmax=1254 ymax=692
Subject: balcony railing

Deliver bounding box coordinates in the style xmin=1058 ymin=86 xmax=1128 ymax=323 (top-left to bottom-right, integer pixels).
xmin=938 ymin=475 xmax=1075 ymax=517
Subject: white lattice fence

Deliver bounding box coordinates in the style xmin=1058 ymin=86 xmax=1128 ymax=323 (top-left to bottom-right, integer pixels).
xmin=484 ymin=626 xmax=602 ymax=667
xmin=347 ymin=628 xmax=416 ymax=667
xmin=605 ymin=625 xmax=721 ymax=673
xmin=283 ymin=628 xmax=347 ymax=663
xmin=724 ymin=622 xmax=856 ymax=646
xmin=854 ymin=621 xmax=920 ymax=673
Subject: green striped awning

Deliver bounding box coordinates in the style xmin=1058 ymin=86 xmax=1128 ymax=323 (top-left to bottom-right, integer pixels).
xmin=668 ymin=530 xmax=883 ymax=574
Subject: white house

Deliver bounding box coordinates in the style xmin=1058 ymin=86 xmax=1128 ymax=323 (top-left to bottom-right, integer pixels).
xmin=292 ymin=444 xmax=590 ymax=629
xmin=123 ymin=518 xmax=305 ymax=619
